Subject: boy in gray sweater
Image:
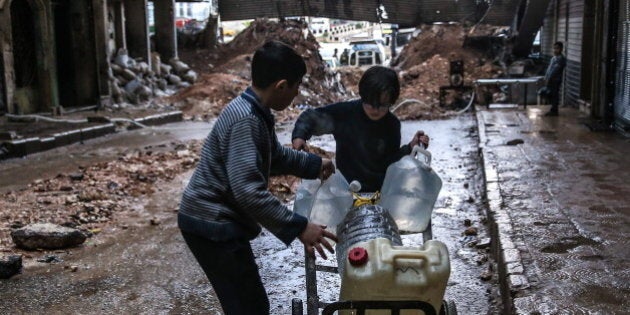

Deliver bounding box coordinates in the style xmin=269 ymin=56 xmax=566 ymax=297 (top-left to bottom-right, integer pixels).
xmin=178 ymin=41 xmax=337 ymax=315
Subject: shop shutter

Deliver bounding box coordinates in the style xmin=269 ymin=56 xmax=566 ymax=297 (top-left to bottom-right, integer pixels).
xmin=615 ymin=0 xmax=630 ymax=130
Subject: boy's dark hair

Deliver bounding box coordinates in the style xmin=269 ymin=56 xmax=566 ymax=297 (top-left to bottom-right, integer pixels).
xmin=554 ymin=41 xmax=564 ymax=50
xmin=358 ymin=66 xmax=400 ymax=107
xmin=252 ymin=41 xmax=307 ymax=89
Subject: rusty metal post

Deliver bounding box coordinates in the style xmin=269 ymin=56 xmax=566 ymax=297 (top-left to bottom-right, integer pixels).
xmin=305 ymin=249 xmax=319 ymax=315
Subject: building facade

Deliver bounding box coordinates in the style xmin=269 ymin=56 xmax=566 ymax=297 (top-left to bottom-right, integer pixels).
xmin=0 ymin=0 xmax=183 ymax=114
xmin=541 ymin=0 xmax=630 ymax=132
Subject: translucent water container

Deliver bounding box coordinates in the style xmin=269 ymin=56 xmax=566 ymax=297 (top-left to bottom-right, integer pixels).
xmin=293 ymin=172 xmax=353 ymax=229
xmin=339 ymin=238 xmax=450 ymax=315
xmin=379 ymin=146 xmax=443 ymax=232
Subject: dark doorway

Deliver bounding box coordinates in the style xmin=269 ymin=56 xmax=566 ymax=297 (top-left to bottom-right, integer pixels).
xmin=11 ymin=0 xmax=40 ymax=112
xmin=581 ymin=0 xmax=596 ymax=102
xmin=52 ymin=0 xmax=99 ymax=108
xmin=0 ymin=51 xmax=5 ymax=113
xmin=52 ymin=0 xmax=76 ymax=108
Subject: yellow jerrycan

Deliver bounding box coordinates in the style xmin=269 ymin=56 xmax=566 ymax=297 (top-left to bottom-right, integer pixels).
xmin=339 ymin=237 xmax=450 ymax=315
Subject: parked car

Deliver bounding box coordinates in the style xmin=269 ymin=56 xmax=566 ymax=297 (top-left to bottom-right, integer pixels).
xmin=342 ymin=39 xmax=389 ymax=66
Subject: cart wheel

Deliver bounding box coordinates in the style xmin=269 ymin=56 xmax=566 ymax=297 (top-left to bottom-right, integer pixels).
xmin=292 ymin=298 xmax=303 ymax=315
xmin=439 ymin=300 xmax=457 ymax=315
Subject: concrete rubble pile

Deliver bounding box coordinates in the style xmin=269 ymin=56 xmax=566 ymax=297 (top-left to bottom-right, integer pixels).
xmin=392 ymin=23 xmax=504 ymax=120
xmin=109 ymin=49 xmax=198 ymax=105
xmin=173 ymin=19 xmax=347 ymax=122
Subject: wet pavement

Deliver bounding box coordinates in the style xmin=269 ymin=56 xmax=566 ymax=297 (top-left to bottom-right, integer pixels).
xmin=0 ymin=115 xmax=498 ymax=314
xmin=477 ymin=106 xmax=630 ymax=314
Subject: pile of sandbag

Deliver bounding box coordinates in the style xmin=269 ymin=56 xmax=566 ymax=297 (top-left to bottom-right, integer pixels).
xmin=109 ymin=49 xmax=198 ymax=104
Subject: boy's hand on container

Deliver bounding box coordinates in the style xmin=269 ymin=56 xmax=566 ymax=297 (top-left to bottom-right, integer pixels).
xmin=299 ymin=223 xmax=338 ymax=259
xmin=292 ymin=138 xmax=310 ymax=151
xmin=319 ymin=159 xmax=335 ymax=180
xmin=409 ymin=130 xmax=430 ymax=149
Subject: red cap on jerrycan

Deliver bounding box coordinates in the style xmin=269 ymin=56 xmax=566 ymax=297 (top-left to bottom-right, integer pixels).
xmin=348 ymin=247 xmax=369 ymax=266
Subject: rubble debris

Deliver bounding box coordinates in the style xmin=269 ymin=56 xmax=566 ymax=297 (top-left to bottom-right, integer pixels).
xmin=476 ymin=237 xmax=492 ymax=249
xmin=0 ymin=141 xmax=201 ymax=254
xmin=506 ymin=139 xmax=525 ymax=146
xmin=0 ymin=255 xmax=22 ymax=279
xmin=37 ymin=254 xmax=62 ymax=263
xmin=392 ymin=23 xmax=504 ymax=120
xmin=68 ymin=173 xmax=84 ymax=181
xmin=11 ymin=223 xmax=87 ymax=250
xmin=464 ymin=226 xmax=479 ymax=236
xmin=0 ymin=140 xmax=331 ymax=256
xmin=480 ymin=270 xmax=493 ymax=281
xmin=109 ymin=49 xmax=197 ymax=105
xmin=174 ymin=19 xmax=347 ymax=121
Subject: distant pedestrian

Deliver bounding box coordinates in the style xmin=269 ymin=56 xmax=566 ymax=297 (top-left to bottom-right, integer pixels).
xmin=540 ymin=41 xmax=566 ymax=116
xmin=333 ymin=48 xmax=338 ymax=59
xmin=178 ymin=40 xmax=337 ymax=315
xmin=340 ymin=48 xmax=350 ymax=65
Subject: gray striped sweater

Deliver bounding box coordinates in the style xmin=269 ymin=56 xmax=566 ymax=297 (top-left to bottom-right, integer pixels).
xmin=178 ymin=87 xmax=322 ymax=245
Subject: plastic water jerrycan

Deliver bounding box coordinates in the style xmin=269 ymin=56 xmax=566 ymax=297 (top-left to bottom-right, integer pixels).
xmin=379 ymin=145 xmax=443 ymax=232
xmin=339 ymin=238 xmax=450 ymax=315
xmin=293 ymin=172 xmax=353 ymax=229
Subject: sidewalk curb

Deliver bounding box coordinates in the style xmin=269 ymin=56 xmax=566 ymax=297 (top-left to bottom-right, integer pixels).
xmin=475 ymin=110 xmax=530 ymax=315
xmin=0 ymin=111 xmax=183 ymax=160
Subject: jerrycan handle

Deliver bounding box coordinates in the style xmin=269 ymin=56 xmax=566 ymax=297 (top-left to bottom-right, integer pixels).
xmin=411 ymin=145 xmax=432 ymax=166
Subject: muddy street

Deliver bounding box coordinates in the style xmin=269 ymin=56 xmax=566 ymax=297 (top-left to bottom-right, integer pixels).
xmin=0 ymin=115 xmax=499 ymax=314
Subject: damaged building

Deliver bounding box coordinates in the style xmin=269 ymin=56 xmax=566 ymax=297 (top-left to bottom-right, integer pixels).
xmin=1 ymin=0 xmax=628 ymax=134
xmin=217 ymin=0 xmax=629 ymax=134
xmin=0 ymin=0 xmax=205 ymax=115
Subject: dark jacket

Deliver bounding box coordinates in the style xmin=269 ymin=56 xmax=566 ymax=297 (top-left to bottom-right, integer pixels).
xmin=545 ymin=54 xmax=566 ymax=88
xmin=178 ymin=87 xmax=322 ymax=246
xmin=292 ymin=99 xmax=411 ymax=192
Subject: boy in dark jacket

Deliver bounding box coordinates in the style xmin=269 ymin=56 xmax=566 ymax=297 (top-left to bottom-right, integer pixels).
xmin=292 ymin=66 xmax=429 ymax=192
xmin=178 ymin=41 xmax=337 ymax=315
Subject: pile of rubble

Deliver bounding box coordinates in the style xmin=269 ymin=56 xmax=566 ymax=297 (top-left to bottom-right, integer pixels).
xmin=0 ymin=140 xmax=333 ymax=257
xmin=109 ymin=49 xmax=198 ymax=105
xmin=173 ymin=19 xmax=347 ymax=121
xmin=0 ymin=140 xmax=201 ymax=254
xmin=391 ymin=23 xmax=504 ymax=120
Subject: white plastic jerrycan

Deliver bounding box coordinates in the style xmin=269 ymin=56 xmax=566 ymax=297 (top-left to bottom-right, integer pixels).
xmin=339 ymin=238 xmax=451 ymax=315
xmin=293 ymin=172 xmax=353 ymax=229
xmin=379 ymin=145 xmax=443 ymax=232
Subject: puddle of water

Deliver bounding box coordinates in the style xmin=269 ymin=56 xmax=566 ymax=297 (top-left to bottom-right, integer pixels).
xmin=540 ymin=236 xmax=599 ymax=254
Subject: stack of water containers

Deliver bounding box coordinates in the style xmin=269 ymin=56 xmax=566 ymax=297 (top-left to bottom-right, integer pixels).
xmin=293 ymin=146 xmax=449 ymax=315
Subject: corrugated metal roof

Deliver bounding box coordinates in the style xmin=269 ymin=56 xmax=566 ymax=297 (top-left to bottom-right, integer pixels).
xmin=218 ymin=0 xmax=510 ymax=26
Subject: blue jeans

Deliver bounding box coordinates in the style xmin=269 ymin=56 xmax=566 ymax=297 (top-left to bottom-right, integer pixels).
xmin=181 ymin=231 xmax=269 ymax=315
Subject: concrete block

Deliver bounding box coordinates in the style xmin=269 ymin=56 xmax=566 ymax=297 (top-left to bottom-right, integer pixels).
xmin=509 ymin=274 xmax=529 ymax=290
xmin=6 ymin=138 xmax=42 ymax=157
xmin=54 ymin=130 xmax=82 ymax=146
xmin=503 ymin=248 xmax=521 ymax=264
xmin=40 ymin=137 xmax=56 ymax=151
xmin=507 ymin=261 xmax=524 ymax=275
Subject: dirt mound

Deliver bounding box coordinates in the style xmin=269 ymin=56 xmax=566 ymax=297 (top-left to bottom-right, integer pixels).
xmin=172 ymin=19 xmax=347 ymax=121
xmin=391 ymin=24 xmax=504 ymax=119
xmin=167 ymin=73 xmax=248 ymax=120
